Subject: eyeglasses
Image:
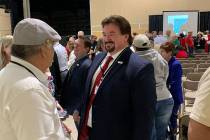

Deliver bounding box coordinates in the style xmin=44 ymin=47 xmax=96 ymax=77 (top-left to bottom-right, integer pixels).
xmin=102 ymin=32 xmax=121 ymax=38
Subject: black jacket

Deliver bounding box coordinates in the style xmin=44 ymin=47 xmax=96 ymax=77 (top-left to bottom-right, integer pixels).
xmin=61 ymin=55 xmax=92 ymax=114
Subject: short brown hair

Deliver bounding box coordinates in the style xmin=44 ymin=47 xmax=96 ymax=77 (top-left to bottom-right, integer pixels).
xmin=84 ymin=37 xmax=91 ymax=49
xmin=160 ymin=42 xmax=175 ymax=53
xmin=101 ymin=15 xmax=133 ymax=45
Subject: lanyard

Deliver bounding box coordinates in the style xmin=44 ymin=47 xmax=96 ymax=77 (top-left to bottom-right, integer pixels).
xmin=11 ymin=61 xmax=57 ymax=101
xmin=10 ymin=61 xmax=38 ymax=80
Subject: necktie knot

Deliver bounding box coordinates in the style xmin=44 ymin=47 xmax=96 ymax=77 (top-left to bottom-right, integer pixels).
xmin=105 ymin=55 xmax=113 ymax=65
xmin=100 ymin=56 xmax=113 ymax=73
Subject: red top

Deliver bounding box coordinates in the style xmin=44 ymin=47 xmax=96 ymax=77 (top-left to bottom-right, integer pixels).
xmin=205 ymin=34 xmax=210 ymax=52
xmin=185 ymin=35 xmax=194 ymax=48
xmin=179 ymin=38 xmax=186 ymax=49
xmin=176 ymin=50 xmax=188 ymax=58
xmin=208 ymin=34 xmax=210 ymax=40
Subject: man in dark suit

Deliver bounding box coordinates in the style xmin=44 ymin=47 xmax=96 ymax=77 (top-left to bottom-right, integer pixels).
xmin=78 ymin=15 xmax=157 ymax=140
xmin=61 ymin=37 xmax=92 ymax=116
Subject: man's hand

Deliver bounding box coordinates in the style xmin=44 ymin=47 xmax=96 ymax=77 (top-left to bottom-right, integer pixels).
xmin=73 ymin=110 xmax=80 ymax=123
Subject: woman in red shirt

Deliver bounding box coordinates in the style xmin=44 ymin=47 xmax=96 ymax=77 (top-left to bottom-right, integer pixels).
xmin=185 ymin=31 xmax=194 ymax=57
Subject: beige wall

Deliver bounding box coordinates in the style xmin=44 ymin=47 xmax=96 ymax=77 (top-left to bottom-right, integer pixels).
xmin=90 ymin=0 xmax=210 ymax=37
xmin=0 ymin=8 xmax=11 ymax=37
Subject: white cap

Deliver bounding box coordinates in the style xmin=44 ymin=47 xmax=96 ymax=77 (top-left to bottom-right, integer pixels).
xmin=133 ymin=34 xmax=150 ymax=48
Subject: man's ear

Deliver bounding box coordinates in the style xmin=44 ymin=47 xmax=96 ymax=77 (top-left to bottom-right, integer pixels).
xmin=40 ymin=40 xmax=54 ymax=57
xmin=124 ymin=34 xmax=129 ymax=43
xmin=124 ymin=34 xmax=129 ymax=40
xmin=39 ymin=45 xmax=48 ymax=58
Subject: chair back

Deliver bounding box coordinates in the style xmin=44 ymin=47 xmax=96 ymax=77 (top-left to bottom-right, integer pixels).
xmin=186 ymin=72 xmax=203 ymax=81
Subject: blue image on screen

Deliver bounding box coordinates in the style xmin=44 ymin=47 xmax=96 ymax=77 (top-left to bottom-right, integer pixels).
xmin=168 ymin=15 xmax=189 ymax=34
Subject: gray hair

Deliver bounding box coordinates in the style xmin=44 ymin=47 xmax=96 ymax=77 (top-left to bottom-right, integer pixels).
xmin=11 ymin=44 xmax=42 ymax=60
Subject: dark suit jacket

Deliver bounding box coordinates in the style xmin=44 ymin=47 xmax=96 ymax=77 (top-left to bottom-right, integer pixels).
xmin=50 ymin=52 xmax=62 ymax=101
xmin=79 ymin=47 xmax=157 ymax=140
xmin=61 ymin=55 xmax=92 ymax=114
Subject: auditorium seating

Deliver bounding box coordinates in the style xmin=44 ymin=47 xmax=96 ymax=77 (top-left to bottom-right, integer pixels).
xmin=177 ymin=52 xmax=210 ymax=118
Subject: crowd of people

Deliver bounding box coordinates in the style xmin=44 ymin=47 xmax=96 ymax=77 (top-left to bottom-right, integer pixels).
xmin=0 ymin=15 xmax=210 ymax=140
xmin=144 ymin=29 xmax=210 ymax=58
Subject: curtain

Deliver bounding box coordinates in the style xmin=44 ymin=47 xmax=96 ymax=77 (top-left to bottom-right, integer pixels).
xmin=10 ymin=0 xmax=23 ymax=33
xmin=200 ymin=11 xmax=210 ymax=32
xmin=149 ymin=15 xmax=163 ymax=33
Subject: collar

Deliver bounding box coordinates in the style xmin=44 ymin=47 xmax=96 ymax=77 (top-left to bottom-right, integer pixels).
xmin=107 ymin=47 xmax=126 ymax=60
xmin=75 ymin=53 xmax=89 ymax=61
xmin=169 ymin=56 xmax=176 ymax=64
xmin=11 ymin=56 xmax=48 ymax=86
xmin=75 ymin=54 xmax=89 ymax=62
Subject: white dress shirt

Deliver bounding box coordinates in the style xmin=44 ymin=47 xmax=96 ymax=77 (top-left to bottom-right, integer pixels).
xmin=68 ymin=50 xmax=76 ymax=69
xmin=54 ymin=43 xmax=68 ymax=72
xmin=154 ymin=35 xmax=167 ymax=45
xmin=87 ymin=48 xmax=125 ymax=127
xmin=0 ymin=56 xmax=67 ymax=140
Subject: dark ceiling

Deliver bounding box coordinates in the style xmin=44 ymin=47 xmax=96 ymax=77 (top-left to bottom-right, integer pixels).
xmin=29 ymin=0 xmax=91 ymax=35
xmin=3 ymin=0 xmax=91 ymax=36
xmin=30 ymin=0 xmax=89 ymax=11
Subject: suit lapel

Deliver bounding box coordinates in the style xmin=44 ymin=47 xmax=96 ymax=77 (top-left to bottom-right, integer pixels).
xmin=85 ymin=53 xmax=107 ymax=94
xmin=97 ymin=47 xmax=132 ymax=93
xmin=67 ymin=56 xmax=88 ymax=80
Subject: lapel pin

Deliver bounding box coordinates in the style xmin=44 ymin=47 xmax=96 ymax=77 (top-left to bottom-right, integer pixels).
xmin=117 ymin=61 xmax=123 ymax=64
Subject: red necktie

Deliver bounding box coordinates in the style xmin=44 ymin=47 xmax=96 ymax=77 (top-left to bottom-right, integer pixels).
xmin=79 ymin=56 xmax=113 ymax=140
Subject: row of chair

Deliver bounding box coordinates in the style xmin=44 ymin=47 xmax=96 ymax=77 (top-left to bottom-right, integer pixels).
xmin=182 ymin=63 xmax=210 ymax=68
xmin=179 ymin=71 xmax=204 ymax=139
xmin=183 ymin=72 xmax=203 ymax=104
xmin=182 ymin=67 xmax=207 ymax=76
xmin=179 ymin=60 xmax=210 ymax=64
xmin=178 ymin=53 xmax=209 ymax=139
xmin=177 ymin=55 xmax=210 ymax=61
xmin=178 ymin=72 xmax=201 ymax=139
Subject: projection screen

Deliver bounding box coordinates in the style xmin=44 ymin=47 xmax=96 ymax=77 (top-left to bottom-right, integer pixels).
xmin=163 ymin=11 xmax=199 ymax=36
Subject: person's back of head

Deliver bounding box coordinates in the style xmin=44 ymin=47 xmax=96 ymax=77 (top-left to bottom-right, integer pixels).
xmin=132 ymin=34 xmax=151 ymax=51
xmin=179 ymin=33 xmax=185 ymax=38
xmin=166 ymin=30 xmax=171 ymax=37
xmin=77 ymin=31 xmax=85 ymax=39
xmin=96 ymin=38 xmax=106 ymax=52
xmin=0 ymin=35 xmax=13 ymax=69
xmin=84 ymin=37 xmax=91 ymax=52
xmin=12 ymin=18 xmax=61 ymax=72
xmin=152 ymin=31 xmax=157 ymax=38
xmin=188 ymin=31 xmax=193 ymax=36
xmin=158 ymin=31 xmax=163 ymax=36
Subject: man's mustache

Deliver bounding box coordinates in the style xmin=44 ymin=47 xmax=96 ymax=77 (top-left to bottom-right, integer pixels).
xmin=105 ymin=41 xmax=114 ymax=45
